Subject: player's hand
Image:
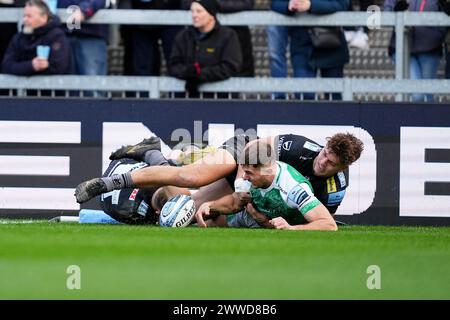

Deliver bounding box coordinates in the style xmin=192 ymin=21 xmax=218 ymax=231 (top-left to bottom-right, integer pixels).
xmin=269 ymin=217 xmax=294 ymax=230
xmin=246 ymin=203 xmax=272 ymax=228
xmin=235 ymin=192 xmax=252 ymax=205
xmin=195 ymin=202 xmax=212 ymax=228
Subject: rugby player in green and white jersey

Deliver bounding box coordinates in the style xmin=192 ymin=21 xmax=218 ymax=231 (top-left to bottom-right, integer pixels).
xmin=195 ymin=140 xmax=338 ymax=231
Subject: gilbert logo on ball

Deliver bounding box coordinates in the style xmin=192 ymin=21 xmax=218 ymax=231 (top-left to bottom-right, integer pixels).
xmin=159 ymin=194 xmax=196 ymax=227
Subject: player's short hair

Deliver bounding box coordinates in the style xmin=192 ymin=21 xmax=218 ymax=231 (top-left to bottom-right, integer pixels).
xmin=326 ymin=133 xmax=364 ymax=166
xmin=152 ymin=187 xmax=169 ymax=213
xmin=26 ymin=0 xmax=51 ymax=17
xmin=240 ymin=141 xmax=275 ymax=168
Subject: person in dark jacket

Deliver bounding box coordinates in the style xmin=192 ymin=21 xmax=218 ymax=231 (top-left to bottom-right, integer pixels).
xmin=57 ymin=0 xmax=109 ymax=78
xmin=0 ymin=0 xmax=22 ymax=70
xmin=271 ymin=0 xmax=350 ymax=100
xmin=168 ymin=0 xmax=242 ymax=96
xmin=182 ymin=0 xmax=255 ymax=77
xmin=1 ymin=0 xmax=71 ymax=75
xmin=384 ymin=0 xmax=446 ymax=102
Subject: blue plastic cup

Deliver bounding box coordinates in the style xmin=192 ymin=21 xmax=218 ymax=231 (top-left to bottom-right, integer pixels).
xmin=36 ymin=45 xmax=50 ymax=59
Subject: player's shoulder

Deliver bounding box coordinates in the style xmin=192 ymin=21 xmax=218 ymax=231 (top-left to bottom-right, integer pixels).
xmin=325 ymin=170 xmax=348 ymax=191
xmin=278 ymin=161 xmax=306 ymax=180
xmin=321 ymin=169 xmax=348 ymax=206
xmin=299 ymin=137 xmax=323 ymax=155
xmin=335 ymin=169 xmax=349 ymax=189
xmin=276 ymin=162 xmax=311 ymax=193
xmin=277 ymin=134 xmax=323 ymax=157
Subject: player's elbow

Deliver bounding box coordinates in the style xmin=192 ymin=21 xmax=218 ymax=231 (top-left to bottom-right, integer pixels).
xmin=316 ymin=218 xmax=338 ymax=231
xmin=327 ymin=220 xmax=338 ymax=231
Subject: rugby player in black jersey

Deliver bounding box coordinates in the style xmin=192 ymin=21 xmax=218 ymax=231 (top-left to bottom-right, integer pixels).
xmin=96 ymin=138 xmax=190 ymax=224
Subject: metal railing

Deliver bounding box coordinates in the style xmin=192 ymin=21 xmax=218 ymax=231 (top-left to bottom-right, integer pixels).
xmin=0 ymin=9 xmax=450 ymax=101
xmin=2 ymin=75 xmax=449 ymax=102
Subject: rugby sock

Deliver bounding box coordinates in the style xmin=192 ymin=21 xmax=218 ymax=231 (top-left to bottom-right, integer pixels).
xmin=101 ymin=172 xmax=135 ymax=191
xmin=144 ymin=150 xmax=169 ymax=166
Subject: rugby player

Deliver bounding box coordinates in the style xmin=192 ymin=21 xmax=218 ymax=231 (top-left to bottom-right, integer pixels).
xmin=97 ymin=137 xmax=190 ymax=224
xmin=195 ymin=141 xmax=338 ymax=231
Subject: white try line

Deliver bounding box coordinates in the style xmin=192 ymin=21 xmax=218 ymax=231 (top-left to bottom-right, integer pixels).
xmin=0 ymin=219 xmax=49 ymax=224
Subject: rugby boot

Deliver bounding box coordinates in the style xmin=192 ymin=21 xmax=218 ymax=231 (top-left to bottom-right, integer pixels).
xmin=109 ymin=137 xmax=161 ymax=161
xmin=75 ymin=178 xmax=108 ymax=203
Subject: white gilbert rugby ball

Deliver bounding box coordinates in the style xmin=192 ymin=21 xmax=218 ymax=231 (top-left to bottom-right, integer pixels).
xmin=159 ymin=194 xmax=196 ymax=227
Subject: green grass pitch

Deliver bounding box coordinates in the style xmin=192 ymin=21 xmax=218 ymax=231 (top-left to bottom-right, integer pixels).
xmin=0 ymin=221 xmax=449 ymax=299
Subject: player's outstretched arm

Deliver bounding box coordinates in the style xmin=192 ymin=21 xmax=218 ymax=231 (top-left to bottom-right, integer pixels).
xmin=195 ymin=193 xmax=244 ymax=227
xmin=270 ymin=204 xmax=338 ymax=231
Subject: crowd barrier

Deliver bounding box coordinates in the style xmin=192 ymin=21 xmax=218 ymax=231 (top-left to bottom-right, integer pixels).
xmin=1 ymin=10 xmax=450 ymax=101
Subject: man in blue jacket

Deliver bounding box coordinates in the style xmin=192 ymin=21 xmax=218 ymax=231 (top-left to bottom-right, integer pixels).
xmin=1 ymin=0 xmax=71 ymax=75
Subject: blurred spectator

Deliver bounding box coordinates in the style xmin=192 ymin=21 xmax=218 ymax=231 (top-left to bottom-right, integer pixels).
xmin=182 ymin=0 xmax=255 ymax=77
xmin=440 ymin=0 xmax=450 ymax=78
xmin=1 ymin=0 xmax=71 ymax=75
xmin=384 ymin=0 xmax=446 ymax=102
xmin=271 ymin=0 xmax=350 ymax=100
xmin=168 ymin=0 xmax=242 ymax=97
xmin=58 ymin=0 xmax=109 ymax=78
xmin=0 ymin=0 xmax=21 ymax=68
xmin=120 ymin=0 xmax=182 ymax=76
xmin=344 ymin=0 xmax=373 ymax=50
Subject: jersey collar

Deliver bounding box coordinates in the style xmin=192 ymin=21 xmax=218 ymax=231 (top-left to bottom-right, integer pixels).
xmin=258 ymin=162 xmax=281 ymax=196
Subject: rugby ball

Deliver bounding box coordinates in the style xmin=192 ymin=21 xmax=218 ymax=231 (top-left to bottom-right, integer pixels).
xmin=159 ymin=194 xmax=196 ymax=227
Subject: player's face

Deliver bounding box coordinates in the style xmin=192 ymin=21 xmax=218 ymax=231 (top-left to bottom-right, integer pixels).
xmin=313 ymin=147 xmax=346 ymax=177
xmin=242 ymin=165 xmax=272 ymax=189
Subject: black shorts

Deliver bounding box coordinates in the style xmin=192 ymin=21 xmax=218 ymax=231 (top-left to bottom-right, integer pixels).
xmin=218 ymin=134 xmax=256 ymax=186
xmin=100 ymin=159 xmax=158 ymax=225
xmin=218 ymin=134 xmax=255 ymax=163
xmin=100 ymin=187 xmax=158 ymax=225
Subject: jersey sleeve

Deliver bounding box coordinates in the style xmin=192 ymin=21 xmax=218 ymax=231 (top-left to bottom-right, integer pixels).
xmin=286 ymin=182 xmax=321 ymax=215
xmin=324 ymin=172 xmax=348 ymax=214
xmin=277 ymin=135 xmax=308 ymax=164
